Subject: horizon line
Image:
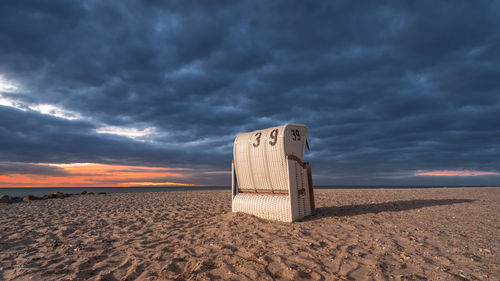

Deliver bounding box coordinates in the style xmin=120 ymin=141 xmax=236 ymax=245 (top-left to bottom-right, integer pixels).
xmin=1 ymin=185 xmax=499 ymax=189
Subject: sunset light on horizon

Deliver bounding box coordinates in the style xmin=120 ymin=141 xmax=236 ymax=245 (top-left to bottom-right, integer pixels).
xmin=415 ymin=170 xmax=500 ymax=177
xmin=0 ymin=163 xmax=193 ymax=188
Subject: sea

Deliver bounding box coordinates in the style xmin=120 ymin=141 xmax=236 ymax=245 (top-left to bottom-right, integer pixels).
xmin=0 ymin=185 xmax=495 ymax=197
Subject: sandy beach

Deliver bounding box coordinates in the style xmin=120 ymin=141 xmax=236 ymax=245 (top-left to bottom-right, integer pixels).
xmin=0 ymin=188 xmax=499 ymax=281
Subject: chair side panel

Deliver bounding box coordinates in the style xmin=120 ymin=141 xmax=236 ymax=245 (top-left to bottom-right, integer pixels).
xmin=283 ymin=124 xmax=308 ymax=161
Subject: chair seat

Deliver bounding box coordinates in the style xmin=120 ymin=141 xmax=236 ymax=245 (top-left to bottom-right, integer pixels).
xmin=232 ymin=193 xmax=292 ymax=222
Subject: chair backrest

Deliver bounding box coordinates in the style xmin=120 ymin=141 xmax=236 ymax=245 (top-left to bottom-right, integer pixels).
xmin=233 ymin=124 xmax=308 ymax=192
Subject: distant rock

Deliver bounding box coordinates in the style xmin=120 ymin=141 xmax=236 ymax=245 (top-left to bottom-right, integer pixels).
xmin=81 ymin=191 xmax=88 ymax=195
xmin=87 ymin=192 xmax=94 ymax=195
xmin=56 ymin=193 xmax=69 ymax=199
xmin=2 ymin=192 xmax=75 ymax=204
xmin=22 ymin=195 xmax=38 ymax=201
xmin=47 ymin=193 xmax=58 ymax=199
xmin=46 ymin=192 xmax=69 ymax=199
xmin=0 ymin=195 xmax=11 ymax=203
xmin=98 ymin=192 xmax=107 ymax=195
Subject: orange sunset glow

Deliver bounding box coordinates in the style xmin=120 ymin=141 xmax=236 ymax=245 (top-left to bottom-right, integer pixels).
xmin=0 ymin=163 xmax=194 ymax=188
xmin=415 ymin=170 xmax=500 ymax=177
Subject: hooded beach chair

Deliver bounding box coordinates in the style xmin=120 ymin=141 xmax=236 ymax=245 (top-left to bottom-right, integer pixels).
xmin=232 ymin=124 xmax=315 ymax=222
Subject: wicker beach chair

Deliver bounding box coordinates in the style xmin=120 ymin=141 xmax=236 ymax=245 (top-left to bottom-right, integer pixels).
xmin=232 ymin=124 xmax=315 ymax=222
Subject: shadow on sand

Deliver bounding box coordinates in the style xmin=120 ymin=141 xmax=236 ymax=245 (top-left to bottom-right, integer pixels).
xmin=305 ymin=199 xmax=474 ymax=220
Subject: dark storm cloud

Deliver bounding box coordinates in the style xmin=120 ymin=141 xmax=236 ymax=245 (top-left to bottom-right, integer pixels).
xmin=0 ymin=106 xmax=228 ymax=169
xmin=0 ymin=162 xmax=69 ymax=176
xmin=1 ymin=0 xmax=499 ymax=185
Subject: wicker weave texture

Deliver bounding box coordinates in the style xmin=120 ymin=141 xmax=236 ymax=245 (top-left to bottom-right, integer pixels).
xmin=232 ymin=124 xmax=313 ymax=222
xmin=232 ymin=193 xmax=292 ymax=222
xmin=233 ymin=124 xmax=307 ymax=191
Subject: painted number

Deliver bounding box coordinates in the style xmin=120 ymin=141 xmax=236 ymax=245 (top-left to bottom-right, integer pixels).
xmin=252 ymin=129 xmax=283 ymax=148
xmin=291 ymin=129 xmax=301 ymax=141
xmin=253 ymin=132 xmax=262 ymax=147
xmin=269 ymin=129 xmax=278 ymax=146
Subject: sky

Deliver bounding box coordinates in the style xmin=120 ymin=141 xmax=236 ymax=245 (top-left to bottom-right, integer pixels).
xmin=1 ymin=1 xmax=499 ymax=187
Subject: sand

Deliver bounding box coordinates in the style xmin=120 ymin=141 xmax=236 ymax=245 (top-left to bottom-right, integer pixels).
xmin=0 ymin=187 xmax=499 ymax=281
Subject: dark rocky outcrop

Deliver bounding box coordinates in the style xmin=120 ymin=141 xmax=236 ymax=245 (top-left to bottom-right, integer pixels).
xmin=45 ymin=192 xmax=70 ymax=199
xmin=46 ymin=193 xmax=58 ymax=199
xmin=56 ymin=193 xmax=68 ymax=199
xmin=0 ymin=194 xmax=11 ymax=203
xmin=22 ymin=195 xmax=38 ymax=201
xmin=2 ymin=190 xmax=104 ymax=204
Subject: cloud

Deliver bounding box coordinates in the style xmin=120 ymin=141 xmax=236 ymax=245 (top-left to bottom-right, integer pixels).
xmin=0 ymin=162 xmax=69 ymax=176
xmin=415 ymin=171 xmax=500 ymax=177
xmin=0 ymin=1 xmax=499 ymax=186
